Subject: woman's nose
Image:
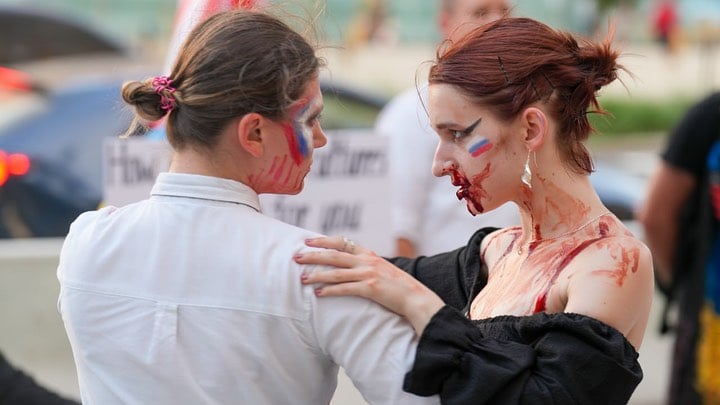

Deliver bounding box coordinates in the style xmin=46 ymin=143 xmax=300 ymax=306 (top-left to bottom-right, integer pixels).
xmin=313 ymin=124 xmax=327 ymax=149
xmin=432 ymin=146 xmax=454 ymax=177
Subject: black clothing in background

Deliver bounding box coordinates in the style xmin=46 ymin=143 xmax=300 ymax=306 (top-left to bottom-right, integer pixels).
xmin=0 ymin=352 xmax=80 ymax=404
xmin=659 ymin=91 xmax=720 ymax=405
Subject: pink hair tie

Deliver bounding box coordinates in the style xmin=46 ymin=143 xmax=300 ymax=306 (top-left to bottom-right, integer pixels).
xmin=151 ymin=75 xmax=177 ymax=112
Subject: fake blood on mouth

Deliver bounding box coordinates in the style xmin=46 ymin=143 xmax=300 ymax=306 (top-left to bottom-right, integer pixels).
xmin=449 ymin=169 xmax=484 ymax=214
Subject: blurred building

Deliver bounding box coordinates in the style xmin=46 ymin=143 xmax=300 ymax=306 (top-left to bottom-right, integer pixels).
xmin=2 ymin=0 xmax=719 ymax=50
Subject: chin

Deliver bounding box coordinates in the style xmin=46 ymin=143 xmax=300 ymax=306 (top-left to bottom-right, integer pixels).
xmin=288 ymin=181 xmax=305 ymax=195
xmin=465 ymin=199 xmax=484 ymax=216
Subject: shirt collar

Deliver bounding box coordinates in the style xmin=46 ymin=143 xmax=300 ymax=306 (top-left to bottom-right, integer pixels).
xmin=150 ymin=172 xmax=261 ymax=212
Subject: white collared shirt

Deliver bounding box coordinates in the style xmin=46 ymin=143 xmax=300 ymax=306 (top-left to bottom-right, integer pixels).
xmin=57 ymin=172 xmax=438 ymax=405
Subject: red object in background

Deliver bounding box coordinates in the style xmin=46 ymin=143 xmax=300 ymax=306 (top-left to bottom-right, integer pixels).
xmin=0 ymin=150 xmax=31 ymax=187
xmin=0 ymin=66 xmax=32 ymax=92
xmin=151 ymin=0 xmax=260 ymax=129
xmin=164 ymin=0 xmax=260 ymax=73
xmin=653 ymin=1 xmax=677 ymax=38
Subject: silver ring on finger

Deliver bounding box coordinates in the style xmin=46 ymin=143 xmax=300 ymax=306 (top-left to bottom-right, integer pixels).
xmin=342 ymin=237 xmax=356 ymax=254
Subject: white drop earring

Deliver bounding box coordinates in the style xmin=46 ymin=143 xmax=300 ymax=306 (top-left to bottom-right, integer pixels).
xmin=521 ymin=152 xmax=532 ymax=188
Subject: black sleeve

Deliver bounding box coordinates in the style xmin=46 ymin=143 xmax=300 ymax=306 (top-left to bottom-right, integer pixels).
xmin=403 ymin=306 xmax=642 ymax=405
xmin=663 ymin=92 xmax=720 ymax=176
xmin=386 ymin=227 xmax=498 ymax=311
xmin=0 ymin=352 xmax=80 ymax=405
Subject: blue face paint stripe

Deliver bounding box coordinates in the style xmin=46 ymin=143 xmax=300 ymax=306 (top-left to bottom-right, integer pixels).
xmin=293 ymin=103 xmax=312 ymax=157
xmin=469 ymin=139 xmax=492 ymax=157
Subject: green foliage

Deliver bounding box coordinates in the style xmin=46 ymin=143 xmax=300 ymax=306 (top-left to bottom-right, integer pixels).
xmin=596 ymin=0 xmax=639 ymax=12
xmin=589 ymin=96 xmax=692 ymax=136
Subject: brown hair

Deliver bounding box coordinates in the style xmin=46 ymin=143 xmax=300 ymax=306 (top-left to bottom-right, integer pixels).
xmin=429 ymin=17 xmax=622 ymax=174
xmin=121 ymin=10 xmax=322 ymax=149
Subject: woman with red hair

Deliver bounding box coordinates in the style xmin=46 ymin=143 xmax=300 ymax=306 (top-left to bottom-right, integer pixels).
xmin=298 ymin=17 xmax=653 ymax=404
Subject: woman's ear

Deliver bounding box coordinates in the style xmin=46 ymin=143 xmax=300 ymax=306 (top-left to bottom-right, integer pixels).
xmin=521 ymin=107 xmax=548 ymax=151
xmin=236 ymin=113 xmax=265 ymax=158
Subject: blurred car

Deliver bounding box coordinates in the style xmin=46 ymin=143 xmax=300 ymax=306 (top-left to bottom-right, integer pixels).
xmin=0 ymin=5 xmax=123 ymax=65
xmin=0 ymin=76 xmax=390 ymax=238
xmin=0 ymin=79 xmax=129 ymax=237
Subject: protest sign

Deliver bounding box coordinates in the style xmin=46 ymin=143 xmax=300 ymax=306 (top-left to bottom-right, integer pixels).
xmin=103 ymin=131 xmax=392 ymax=255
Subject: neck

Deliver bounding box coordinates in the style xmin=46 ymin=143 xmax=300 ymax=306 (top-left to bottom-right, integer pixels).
xmin=514 ymin=162 xmax=607 ymax=247
xmin=169 ymin=146 xmax=251 ymax=186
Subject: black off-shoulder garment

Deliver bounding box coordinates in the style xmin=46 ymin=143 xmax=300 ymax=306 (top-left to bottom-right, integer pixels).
xmin=388 ymin=228 xmax=643 ymax=405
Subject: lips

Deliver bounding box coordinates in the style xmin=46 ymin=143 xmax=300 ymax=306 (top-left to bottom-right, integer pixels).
xmin=449 ymin=169 xmax=471 ymax=200
xmin=456 ymin=187 xmax=469 ymax=201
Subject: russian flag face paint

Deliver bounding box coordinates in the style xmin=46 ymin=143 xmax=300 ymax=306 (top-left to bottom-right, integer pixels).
xmin=469 ymin=138 xmax=492 ymax=157
xmin=282 ymin=97 xmax=321 ymax=166
xmin=247 ymin=78 xmax=324 ymax=195
xmin=293 ymin=102 xmax=314 ymax=158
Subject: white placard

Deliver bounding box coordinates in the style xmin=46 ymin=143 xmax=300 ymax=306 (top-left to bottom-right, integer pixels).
xmin=103 ymin=138 xmax=172 ymax=207
xmin=102 ymin=131 xmax=392 ymax=256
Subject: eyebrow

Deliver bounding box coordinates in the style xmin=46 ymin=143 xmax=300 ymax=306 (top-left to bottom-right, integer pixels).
xmin=293 ymin=98 xmax=322 ymax=119
xmin=462 ymin=117 xmax=482 ymax=134
xmin=307 ymin=104 xmax=324 ymax=119
xmin=435 ymin=117 xmax=482 ymax=133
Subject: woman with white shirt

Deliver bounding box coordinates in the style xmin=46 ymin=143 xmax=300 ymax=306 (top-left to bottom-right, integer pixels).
xmin=57 ymin=10 xmax=437 ymax=405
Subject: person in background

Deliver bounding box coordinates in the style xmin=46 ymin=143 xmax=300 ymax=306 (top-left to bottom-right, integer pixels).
xmin=57 ymin=10 xmax=437 ymax=404
xmin=299 ymin=17 xmax=654 ymax=403
xmin=376 ymin=0 xmax=519 ymax=257
xmin=651 ymin=0 xmax=679 ymax=53
xmin=637 ymin=91 xmax=720 ymax=405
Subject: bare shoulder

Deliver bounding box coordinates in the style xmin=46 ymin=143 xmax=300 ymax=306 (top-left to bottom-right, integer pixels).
xmin=583 ymin=234 xmax=653 ymax=286
xmin=480 ymin=226 xmax=522 ymax=264
xmin=564 ymin=234 xmax=654 ymax=347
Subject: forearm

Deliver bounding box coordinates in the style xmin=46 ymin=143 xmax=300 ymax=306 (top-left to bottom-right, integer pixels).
xmin=388 ymin=227 xmax=495 ymax=311
xmin=642 ymin=222 xmax=676 ymax=287
xmin=388 ymin=251 xmax=472 ymax=311
xmin=636 ymin=161 xmax=695 ymax=290
xmin=401 ymin=291 xmax=445 ymax=335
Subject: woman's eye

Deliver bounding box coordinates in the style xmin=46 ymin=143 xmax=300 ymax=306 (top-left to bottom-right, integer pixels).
xmin=451 ymin=129 xmax=468 ymax=140
xmin=449 ymin=118 xmax=481 ymax=141
xmin=307 ymin=114 xmax=322 ymax=126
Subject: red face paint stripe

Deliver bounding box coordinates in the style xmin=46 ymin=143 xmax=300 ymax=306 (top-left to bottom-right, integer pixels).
xmin=282 ymin=160 xmax=294 ymax=186
xmin=469 ymin=139 xmax=492 ymax=157
xmin=273 ymin=156 xmax=288 ymax=181
xmin=282 ymin=123 xmax=304 ymax=165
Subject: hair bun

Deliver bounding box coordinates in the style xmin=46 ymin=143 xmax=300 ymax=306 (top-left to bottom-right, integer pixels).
xmin=121 ymin=79 xmax=171 ymax=122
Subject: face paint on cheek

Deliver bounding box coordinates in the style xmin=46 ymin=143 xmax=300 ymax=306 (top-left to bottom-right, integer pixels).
xmin=293 ymin=102 xmax=314 ymax=158
xmin=468 ymin=137 xmax=492 ymax=157
xmin=281 ymin=100 xmax=313 ymax=166
xmin=281 ymin=122 xmax=304 ymax=166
